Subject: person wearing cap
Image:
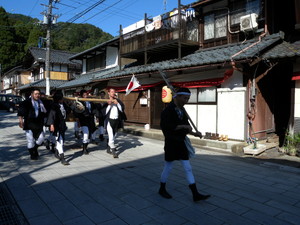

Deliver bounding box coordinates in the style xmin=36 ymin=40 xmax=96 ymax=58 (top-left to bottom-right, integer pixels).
xmin=159 ymin=87 xmax=211 ymax=202
xmin=46 ymin=91 xmax=71 ymax=165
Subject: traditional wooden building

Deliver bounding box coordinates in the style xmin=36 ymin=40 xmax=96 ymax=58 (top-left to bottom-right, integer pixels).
xmin=16 ymin=47 xmax=81 ymax=96
xmin=1 ymin=66 xmax=30 ymax=95
xmin=64 ymin=0 xmax=300 ymax=145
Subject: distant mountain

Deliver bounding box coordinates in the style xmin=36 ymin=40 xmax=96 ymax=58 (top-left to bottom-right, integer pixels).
xmin=0 ymin=7 xmax=113 ymax=73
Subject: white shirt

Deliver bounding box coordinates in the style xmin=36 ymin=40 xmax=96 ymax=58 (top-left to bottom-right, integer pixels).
xmin=59 ymin=103 xmax=66 ymax=119
xmin=33 ymin=100 xmax=39 ymax=117
xmin=106 ymin=103 xmax=122 ymax=119
xmin=85 ymin=101 xmax=91 ymax=113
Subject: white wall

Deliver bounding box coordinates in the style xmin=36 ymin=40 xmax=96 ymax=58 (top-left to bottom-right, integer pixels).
xmin=82 ymin=59 xmax=87 ymax=74
xmin=217 ymin=87 xmax=247 ymax=141
xmin=106 ymin=46 xmax=118 ymax=68
xmin=39 ymin=67 xmax=44 ymax=79
xmin=295 ymin=81 xmax=300 ymax=118
xmin=198 ymin=105 xmax=217 ymax=134
xmin=184 ymin=104 xmax=197 ymax=132
xmin=185 ymin=104 xmax=217 ymax=134
xmin=2 ymin=77 xmax=10 ymax=89
xmin=221 ymin=70 xmax=243 ymax=89
xmin=123 ymin=19 xmax=145 ymax=34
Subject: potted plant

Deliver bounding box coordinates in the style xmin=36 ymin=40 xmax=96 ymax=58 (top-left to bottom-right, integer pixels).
xmin=284 ymin=132 xmax=300 ymax=156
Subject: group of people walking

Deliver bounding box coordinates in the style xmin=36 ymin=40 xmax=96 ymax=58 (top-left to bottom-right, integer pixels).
xmin=17 ymin=87 xmax=125 ymax=165
xmin=17 ymin=86 xmax=210 ymax=202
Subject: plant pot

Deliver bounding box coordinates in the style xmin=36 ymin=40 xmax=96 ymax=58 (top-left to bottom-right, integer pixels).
xmin=288 ymin=148 xmax=297 ymax=156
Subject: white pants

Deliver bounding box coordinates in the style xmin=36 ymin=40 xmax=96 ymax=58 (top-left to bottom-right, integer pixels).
xmin=25 ymin=130 xmax=45 ymax=149
xmin=81 ymin=126 xmax=97 ymax=144
xmin=160 ymin=160 xmax=195 ymax=184
xmin=55 ymin=135 xmax=64 ymax=154
xmin=81 ymin=126 xmax=90 ymax=144
xmin=107 ymin=121 xmax=117 ymax=148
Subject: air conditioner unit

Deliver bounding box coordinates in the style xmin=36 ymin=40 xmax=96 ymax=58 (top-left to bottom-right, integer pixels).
xmin=240 ymin=13 xmax=258 ymax=31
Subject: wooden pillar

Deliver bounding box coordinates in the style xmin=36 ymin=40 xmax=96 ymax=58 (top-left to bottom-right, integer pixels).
xmin=178 ymin=0 xmax=182 ymax=59
xmin=144 ymin=13 xmax=148 ymax=65
xmin=119 ymin=25 xmax=122 ymax=71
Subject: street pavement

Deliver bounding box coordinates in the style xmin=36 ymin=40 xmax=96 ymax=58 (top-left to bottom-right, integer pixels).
xmin=0 ymin=111 xmax=300 ymax=225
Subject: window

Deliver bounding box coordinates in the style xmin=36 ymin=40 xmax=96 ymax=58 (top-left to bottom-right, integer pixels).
xmin=204 ymin=14 xmax=227 ymax=40
xmin=198 ymin=87 xmax=216 ymax=102
xmin=186 ymin=20 xmax=199 ymax=42
xmin=61 ymin=65 xmax=68 ymax=72
xmin=86 ymin=54 xmax=105 ymax=72
xmin=230 ymin=0 xmax=261 ymax=25
xmin=187 ymin=87 xmax=217 ymax=103
xmin=215 ymin=16 xmax=227 ymax=38
xmin=86 ymin=57 xmax=95 ymax=72
xmin=204 ymin=14 xmax=214 ymax=40
xmin=188 ymin=88 xmax=198 ymax=103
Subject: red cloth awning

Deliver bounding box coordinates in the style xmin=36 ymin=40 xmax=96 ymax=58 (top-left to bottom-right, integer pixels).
xmin=292 ymin=72 xmax=300 ymax=80
xmin=107 ymin=69 xmax=234 ymax=92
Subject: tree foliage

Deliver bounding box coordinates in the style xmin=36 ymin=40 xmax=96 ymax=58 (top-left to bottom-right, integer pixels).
xmin=0 ymin=7 xmax=113 ymax=73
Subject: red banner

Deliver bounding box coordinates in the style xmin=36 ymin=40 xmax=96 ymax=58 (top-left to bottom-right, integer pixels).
xmin=107 ymin=69 xmax=234 ymax=92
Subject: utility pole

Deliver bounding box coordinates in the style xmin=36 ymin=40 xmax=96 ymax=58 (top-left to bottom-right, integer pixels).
xmin=41 ymin=0 xmax=59 ymax=95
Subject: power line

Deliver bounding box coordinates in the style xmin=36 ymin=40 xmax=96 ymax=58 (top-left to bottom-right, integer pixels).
xmin=84 ymin=0 xmax=141 ymax=24
xmin=60 ymin=0 xmax=141 ymax=23
xmin=82 ymin=0 xmax=123 ymax=23
xmin=66 ymin=0 xmax=106 ymax=23
xmin=57 ymin=2 xmax=77 ymax=9
xmin=28 ymin=0 xmax=41 ymax=17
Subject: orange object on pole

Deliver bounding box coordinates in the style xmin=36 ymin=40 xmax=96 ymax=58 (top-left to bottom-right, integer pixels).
xmin=162 ymin=86 xmax=172 ymax=103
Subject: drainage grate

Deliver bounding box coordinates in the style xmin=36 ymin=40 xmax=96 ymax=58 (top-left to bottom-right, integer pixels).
xmin=0 ymin=183 xmax=29 ymax=225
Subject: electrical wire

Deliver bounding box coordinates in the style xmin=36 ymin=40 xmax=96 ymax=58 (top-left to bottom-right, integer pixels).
xmin=27 ymin=0 xmax=41 ymax=17
xmin=82 ymin=0 xmax=123 ymax=23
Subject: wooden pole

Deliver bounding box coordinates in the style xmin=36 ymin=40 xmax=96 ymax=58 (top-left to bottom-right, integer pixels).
xmin=158 ymin=69 xmax=201 ymax=137
xmin=43 ymin=96 xmax=109 ymax=103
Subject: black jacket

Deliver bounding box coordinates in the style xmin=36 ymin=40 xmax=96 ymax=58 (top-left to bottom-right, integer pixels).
xmin=17 ymin=98 xmax=46 ymax=131
xmin=74 ymin=101 xmax=97 ymax=133
xmin=47 ymin=102 xmax=70 ymax=138
xmin=160 ymin=102 xmax=190 ymax=161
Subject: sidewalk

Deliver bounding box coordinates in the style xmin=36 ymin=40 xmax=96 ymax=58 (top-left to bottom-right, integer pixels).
xmin=1 ymin=111 xmax=300 ymax=225
xmin=122 ymin=125 xmax=300 ymax=169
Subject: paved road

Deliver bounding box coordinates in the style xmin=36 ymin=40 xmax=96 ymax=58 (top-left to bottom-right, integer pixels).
xmin=0 ymin=111 xmax=300 ymax=225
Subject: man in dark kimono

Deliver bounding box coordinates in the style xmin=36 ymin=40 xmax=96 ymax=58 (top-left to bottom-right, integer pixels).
xmin=18 ymin=88 xmax=47 ymax=160
xmin=47 ymin=91 xmax=70 ymax=165
xmin=42 ymin=89 xmax=56 ymax=153
xmin=159 ymin=87 xmax=211 ymax=202
xmin=74 ymin=89 xmax=97 ymax=155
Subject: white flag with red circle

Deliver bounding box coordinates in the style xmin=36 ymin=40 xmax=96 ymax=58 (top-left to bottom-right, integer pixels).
xmin=125 ymin=75 xmax=141 ymax=96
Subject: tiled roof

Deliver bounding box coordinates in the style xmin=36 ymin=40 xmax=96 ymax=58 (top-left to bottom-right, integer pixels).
xmin=57 ymin=67 xmax=119 ymax=89
xmin=17 ymin=79 xmax=68 ymax=90
xmin=92 ymin=32 xmax=284 ymax=81
xmin=29 ymin=47 xmax=81 ymax=66
xmin=262 ymin=40 xmax=300 ymax=59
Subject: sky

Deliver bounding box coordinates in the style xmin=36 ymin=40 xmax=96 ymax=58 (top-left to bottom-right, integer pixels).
xmin=0 ymin=0 xmax=196 ymax=37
